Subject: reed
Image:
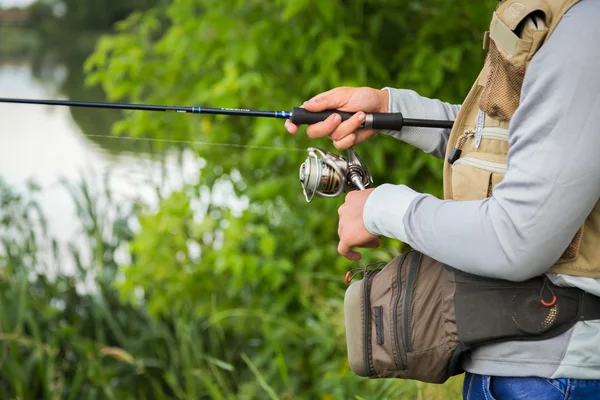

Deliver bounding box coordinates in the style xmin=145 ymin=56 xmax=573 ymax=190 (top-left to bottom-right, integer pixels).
xmin=0 ymin=176 xmax=462 ymax=399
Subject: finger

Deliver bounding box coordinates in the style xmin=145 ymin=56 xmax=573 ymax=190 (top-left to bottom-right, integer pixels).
xmin=285 ymin=119 xmax=298 ymax=135
xmin=332 ymin=128 xmax=377 ymax=149
xmin=354 ymin=129 xmax=378 ymax=145
xmin=303 ymin=88 xmax=347 ymax=112
xmin=333 ymin=132 xmax=357 ymax=150
xmin=306 ymin=113 xmax=342 ymax=139
xmin=338 ymin=241 xmax=362 ymax=261
xmin=330 ymin=111 xmax=366 ymax=142
xmin=360 ymin=238 xmax=381 ymax=248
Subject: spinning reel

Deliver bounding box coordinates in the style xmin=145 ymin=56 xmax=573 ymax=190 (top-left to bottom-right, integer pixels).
xmin=299 ymin=147 xmax=373 ymax=202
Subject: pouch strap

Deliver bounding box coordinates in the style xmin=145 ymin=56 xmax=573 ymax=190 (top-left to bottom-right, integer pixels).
xmin=447 ymin=286 xmax=600 ymax=378
xmin=579 ymin=291 xmax=600 ymax=321
xmin=447 ymin=276 xmax=600 ymax=378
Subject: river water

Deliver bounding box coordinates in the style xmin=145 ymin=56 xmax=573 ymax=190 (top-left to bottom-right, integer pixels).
xmin=0 ymin=55 xmax=202 ymax=273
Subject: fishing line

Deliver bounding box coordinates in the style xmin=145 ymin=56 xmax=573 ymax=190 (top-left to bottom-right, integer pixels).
xmin=83 ymin=134 xmax=307 ymax=152
xmin=1 ymin=126 xmax=306 ymax=152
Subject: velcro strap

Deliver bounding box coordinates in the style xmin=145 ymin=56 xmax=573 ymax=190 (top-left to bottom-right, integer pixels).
xmin=490 ymin=12 xmax=518 ymax=57
xmin=483 ymin=31 xmax=490 ymax=50
xmin=498 ymin=0 xmax=551 ymax=30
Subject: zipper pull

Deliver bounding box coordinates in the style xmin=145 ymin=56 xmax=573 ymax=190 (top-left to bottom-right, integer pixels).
xmin=474 ymin=109 xmax=485 ymax=149
xmin=345 ymin=262 xmax=387 ymax=284
xmin=448 ymin=130 xmax=475 ymax=164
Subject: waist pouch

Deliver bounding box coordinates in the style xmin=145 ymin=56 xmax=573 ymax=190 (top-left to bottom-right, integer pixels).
xmin=343 ymin=250 xmax=600 ymax=383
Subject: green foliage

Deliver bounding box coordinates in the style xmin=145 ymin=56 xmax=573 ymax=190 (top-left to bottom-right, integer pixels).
xmin=0 ymin=178 xmax=264 ymax=399
xmin=0 ymin=176 xmax=465 ymax=399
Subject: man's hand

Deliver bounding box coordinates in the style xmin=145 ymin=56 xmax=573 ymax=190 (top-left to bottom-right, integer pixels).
xmin=285 ymin=86 xmax=389 ymax=150
xmin=337 ymin=188 xmax=381 ymax=261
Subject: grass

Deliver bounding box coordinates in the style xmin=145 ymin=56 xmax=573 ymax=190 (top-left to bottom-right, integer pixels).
xmin=0 ymin=175 xmax=463 ymax=399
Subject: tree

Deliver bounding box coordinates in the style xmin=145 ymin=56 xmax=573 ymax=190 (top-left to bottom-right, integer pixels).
xmin=42 ymin=0 xmax=160 ymax=30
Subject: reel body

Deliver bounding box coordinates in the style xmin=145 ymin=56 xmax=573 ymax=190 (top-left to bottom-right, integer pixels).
xmin=299 ymin=147 xmax=373 ymax=202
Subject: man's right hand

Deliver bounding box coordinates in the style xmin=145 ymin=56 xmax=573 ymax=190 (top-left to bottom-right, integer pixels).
xmin=284 ymin=86 xmax=389 ymax=150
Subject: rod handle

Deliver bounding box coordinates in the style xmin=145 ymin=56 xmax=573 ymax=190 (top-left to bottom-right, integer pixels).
xmin=289 ymin=107 xmax=454 ymax=131
xmin=290 ymin=107 xmax=405 ymax=131
xmin=290 ymin=107 xmax=355 ymax=125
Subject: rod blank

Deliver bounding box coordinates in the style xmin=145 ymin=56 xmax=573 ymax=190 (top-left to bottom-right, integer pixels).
xmin=0 ymin=97 xmax=285 ymax=118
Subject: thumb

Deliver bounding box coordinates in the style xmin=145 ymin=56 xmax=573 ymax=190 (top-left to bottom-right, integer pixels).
xmin=303 ymin=87 xmax=351 ymax=112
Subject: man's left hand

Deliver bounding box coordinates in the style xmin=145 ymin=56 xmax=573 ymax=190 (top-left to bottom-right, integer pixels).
xmin=338 ymin=188 xmax=381 ymax=261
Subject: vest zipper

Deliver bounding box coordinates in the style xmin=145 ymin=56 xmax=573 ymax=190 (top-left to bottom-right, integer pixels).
xmin=481 ymin=127 xmax=508 ymax=141
xmin=452 ymin=157 xmax=507 ymax=174
xmin=448 ymin=127 xmax=508 ymax=165
xmin=392 ymin=252 xmax=410 ymax=370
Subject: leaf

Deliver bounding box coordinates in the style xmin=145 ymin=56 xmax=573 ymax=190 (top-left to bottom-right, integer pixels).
xmin=203 ymin=355 xmax=235 ymax=371
xmin=281 ymin=0 xmax=310 ymax=21
xmin=240 ymin=353 xmax=280 ymax=400
xmin=99 ymin=347 xmax=135 ymax=364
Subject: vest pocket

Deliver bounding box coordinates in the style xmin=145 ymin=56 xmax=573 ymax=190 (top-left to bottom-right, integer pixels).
xmin=451 ymin=153 xmax=507 ymax=201
xmin=479 ymin=11 xmax=548 ymax=120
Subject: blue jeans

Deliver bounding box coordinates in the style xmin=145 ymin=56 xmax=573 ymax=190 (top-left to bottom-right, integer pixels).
xmin=463 ymin=372 xmax=600 ymax=399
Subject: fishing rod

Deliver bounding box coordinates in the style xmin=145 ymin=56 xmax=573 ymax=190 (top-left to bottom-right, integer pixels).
xmin=0 ymin=97 xmax=455 ymax=202
xmin=0 ymin=97 xmax=454 ymax=131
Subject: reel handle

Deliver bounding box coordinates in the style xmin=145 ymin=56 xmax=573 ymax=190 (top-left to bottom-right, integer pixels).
xmin=348 ymin=174 xmax=366 ymax=190
xmin=290 ymin=107 xmax=454 ymax=131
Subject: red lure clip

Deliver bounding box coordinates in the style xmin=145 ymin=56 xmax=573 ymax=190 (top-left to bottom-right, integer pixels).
xmin=540 ymin=278 xmax=557 ymax=307
xmin=345 ymin=270 xmax=352 ymax=285
xmin=541 ymin=296 xmax=557 ymax=307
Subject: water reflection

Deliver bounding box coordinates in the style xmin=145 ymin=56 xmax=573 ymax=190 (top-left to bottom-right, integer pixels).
xmin=0 ymin=32 xmax=201 ymax=272
xmin=27 ymin=31 xmax=152 ymax=154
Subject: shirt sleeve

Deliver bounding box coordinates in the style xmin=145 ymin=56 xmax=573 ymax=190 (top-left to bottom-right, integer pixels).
xmin=364 ymin=1 xmax=600 ymax=282
xmin=381 ymin=88 xmax=460 ymax=159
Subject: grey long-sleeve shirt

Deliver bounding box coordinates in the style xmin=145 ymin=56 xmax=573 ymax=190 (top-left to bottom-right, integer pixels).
xmin=365 ymin=0 xmax=600 ymax=282
xmin=363 ymin=0 xmax=600 ymax=379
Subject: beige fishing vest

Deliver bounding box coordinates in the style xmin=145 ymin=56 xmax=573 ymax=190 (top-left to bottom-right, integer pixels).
xmin=443 ymin=0 xmax=600 ymax=277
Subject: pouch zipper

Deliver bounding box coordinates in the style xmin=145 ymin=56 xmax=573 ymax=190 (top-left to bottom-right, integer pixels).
xmin=452 ymin=156 xmax=507 ymax=174
xmin=392 ymin=252 xmax=410 ymax=370
xmin=403 ymin=253 xmax=421 ymax=353
xmin=362 ymin=269 xmax=379 ymax=377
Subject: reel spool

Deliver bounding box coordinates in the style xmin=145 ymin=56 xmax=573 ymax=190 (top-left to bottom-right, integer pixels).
xmin=299 ymin=147 xmax=373 ymax=202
